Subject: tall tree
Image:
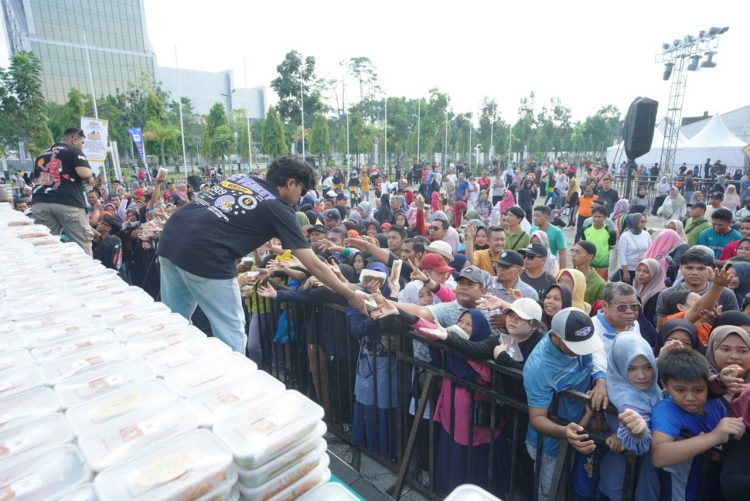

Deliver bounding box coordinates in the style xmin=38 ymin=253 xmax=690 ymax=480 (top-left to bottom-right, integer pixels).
xmin=310 ymin=114 xmax=330 ymax=166
xmin=270 ymin=51 xmax=323 ymax=129
xmin=48 ymin=87 xmax=90 ymax=141
xmin=203 ymin=103 xmax=235 ymax=162
xmin=143 ymin=118 xmax=180 ymax=167
xmin=261 ymin=107 xmax=288 ymax=157
xmin=343 ymin=57 xmax=380 ymax=102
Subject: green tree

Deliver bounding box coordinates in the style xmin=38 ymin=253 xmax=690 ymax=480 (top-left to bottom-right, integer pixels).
xmin=310 ymin=113 xmax=330 ymax=165
xmin=48 ymin=88 xmax=90 ymax=140
xmin=261 ymin=107 xmax=288 ymax=157
xmin=143 ymin=118 xmax=180 ymax=167
xmin=203 ymin=103 xmax=235 ymax=162
xmin=270 ymin=51 xmax=324 ymax=130
xmin=342 ymin=57 xmax=380 ymax=103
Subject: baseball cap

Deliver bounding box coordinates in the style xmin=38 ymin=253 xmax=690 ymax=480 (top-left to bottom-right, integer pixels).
xmin=309 ymin=224 xmax=327 ymax=234
xmin=688 ymin=201 xmax=707 ymax=210
xmin=458 ymin=266 xmax=489 ymax=287
xmin=551 ymin=307 xmax=602 ymax=356
xmin=101 ymin=214 xmax=122 ymax=233
xmin=497 ymin=250 xmax=524 ymax=268
xmin=711 ymin=192 xmax=724 ymax=200
xmin=503 ymin=297 xmax=543 ymax=322
xmin=420 ymin=253 xmax=455 ymax=273
xmin=576 ymin=241 xmax=597 ymax=256
xmin=425 ymin=241 xmax=454 ymax=261
xmin=336 ymin=193 xmax=347 ymax=201
xmin=519 ymin=243 xmax=548 ymax=258
xmin=322 ymin=209 xmax=341 ymax=221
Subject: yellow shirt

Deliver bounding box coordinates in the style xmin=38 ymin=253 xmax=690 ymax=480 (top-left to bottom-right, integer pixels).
xmin=362 ymin=177 xmax=371 ymax=192
xmin=473 ymin=249 xmax=500 ymax=275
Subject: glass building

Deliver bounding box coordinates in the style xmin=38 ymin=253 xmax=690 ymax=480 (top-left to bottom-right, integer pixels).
xmin=1 ymin=0 xmax=265 ymax=117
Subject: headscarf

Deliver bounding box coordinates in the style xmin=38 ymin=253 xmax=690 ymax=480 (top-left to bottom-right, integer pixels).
xmin=357 ymin=201 xmax=372 ymax=220
xmin=295 ymin=211 xmax=310 ymax=228
xmin=556 ymin=269 xmax=591 ymax=314
xmin=541 ymin=284 xmax=572 ymax=329
xmin=566 ymin=178 xmax=579 ymax=203
xmin=634 ymin=258 xmax=664 ymax=305
xmin=531 ymin=230 xmax=560 ymax=276
xmin=714 ymin=311 xmax=750 ymax=329
xmin=611 ymin=199 xmax=631 ymax=221
xmin=607 ymin=334 xmax=662 ymax=414
xmin=724 ymin=184 xmax=741 ymax=212
xmin=360 ymin=220 xmax=381 ymax=235
xmin=337 ymin=263 xmax=358 ymax=284
xmin=465 ymin=209 xmax=480 ymax=221
xmin=347 ymin=212 xmax=362 ymax=226
xmin=431 ymin=191 xmax=440 ymax=212
xmin=453 ymin=200 xmax=467 ymax=228
xmin=666 ymin=220 xmax=686 ymax=242
xmin=706 ymin=325 xmax=750 ymax=383
xmin=643 ymin=229 xmax=683 ymax=278
xmin=657 ymin=319 xmax=699 ymax=353
xmin=728 ymin=262 xmax=750 ymax=307
xmin=625 ymin=213 xmax=644 ymax=236
xmin=499 ymin=188 xmax=516 ymax=213
xmin=375 ymin=194 xmax=392 ymax=224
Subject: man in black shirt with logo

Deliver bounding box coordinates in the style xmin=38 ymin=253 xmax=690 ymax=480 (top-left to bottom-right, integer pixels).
xmin=31 ymin=127 xmax=95 ymax=255
xmin=157 ymin=156 xmax=367 ymax=352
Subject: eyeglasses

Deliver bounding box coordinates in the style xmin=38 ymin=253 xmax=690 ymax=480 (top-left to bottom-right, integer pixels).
xmin=523 ymin=255 xmax=539 ymax=260
xmin=610 ymin=302 xmax=641 ymax=313
xmin=430 ymin=226 xmax=443 ymax=231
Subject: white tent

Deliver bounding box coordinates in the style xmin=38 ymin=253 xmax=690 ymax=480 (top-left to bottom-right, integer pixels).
xmin=678 ymin=113 xmax=748 ymax=168
xmin=606 ymin=125 xmax=670 ymax=167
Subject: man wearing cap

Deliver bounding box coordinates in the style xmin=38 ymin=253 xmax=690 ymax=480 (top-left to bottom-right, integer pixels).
xmin=466 ymin=225 xmax=505 ymax=275
xmin=520 ymin=244 xmax=556 ymax=298
xmin=697 ymin=208 xmax=741 ymax=262
xmin=504 ymin=206 xmax=530 ymax=251
xmin=571 ymin=242 xmax=607 ymax=304
xmin=705 ymin=192 xmax=723 ymax=220
xmin=684 ymin=202 xmax=710 ymax=247
xmin=93 ymin=214 xmax=123 ymax=271
xmin=494 ymin=250 xmax=539 ymax=302
xmin=523 ymin=307 xmax=602 ymax=500
xmin=322 ymin=208 xmax=341 ymax=229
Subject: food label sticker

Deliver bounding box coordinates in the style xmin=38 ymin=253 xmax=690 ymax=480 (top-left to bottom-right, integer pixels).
xmin=88 ymin=373 xmax=125 ymax=393
xmin=71 ymin=355 xmax=104 ymax=372
xmin=1 ymin=474 xmax=42 ymax=498
xmin=119 ymin=418 xmax=158 ymax=443
xmin=0 ymin=435 xmax=29 ymax=456
xmin=134 ymin=451 xmax=196 ymax=489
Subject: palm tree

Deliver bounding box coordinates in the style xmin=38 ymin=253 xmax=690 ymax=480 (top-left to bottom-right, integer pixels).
xmin=143 ymin=119 xmax=180 ymax=168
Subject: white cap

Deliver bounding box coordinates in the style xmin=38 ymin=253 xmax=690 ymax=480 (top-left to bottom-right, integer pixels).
xmin=503 ymin=298 xmax=542 ymax=322
xmin=425 ymin=241 xmax=453 ymax=261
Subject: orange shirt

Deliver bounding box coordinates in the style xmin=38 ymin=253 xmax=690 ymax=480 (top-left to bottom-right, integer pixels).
xmin=663 ymin=311 xmax=710 ymax=347
xmin=577 ymin=195 xmax=599 ymax=218
xmin=473 ymin=249 xmax=500 ymax=275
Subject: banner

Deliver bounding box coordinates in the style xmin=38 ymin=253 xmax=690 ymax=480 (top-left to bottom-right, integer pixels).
xmin=128 ymin=127 xmax=149 ymax=173
xmin=80 ymin=117 xmax=109 ymax=175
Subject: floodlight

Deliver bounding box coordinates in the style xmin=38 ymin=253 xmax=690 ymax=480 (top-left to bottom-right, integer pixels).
xmin=719 ymin=27 xmax=729 ymax=34
xmin=673 ymin=39 xmax=682 ymax=48
xmin=663 ymin=62 xmax=674 ymax=80
xmin=662 ymin=42 xmax=671 ymax=50
xmin=708 ymin=27 xmax=721 ymax=36
xmin=687 ymin=55 xmax=701 ymax=71
xmin=684 ymin=35 xmax=696 ymax=43
xmin=701 ymin=51 xmax=717 ymax=68
xmin=699 ymin=30 xmax=706 ymax=39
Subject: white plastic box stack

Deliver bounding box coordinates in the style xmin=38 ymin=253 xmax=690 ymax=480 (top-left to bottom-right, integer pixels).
xmin=0 ymin=203 xmax=331 ymax=500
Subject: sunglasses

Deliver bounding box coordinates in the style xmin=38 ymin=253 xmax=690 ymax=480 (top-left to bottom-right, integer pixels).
xmin=609 ymin=302 xmax=641 ymax=313
xmin=523 ymin=254 xmax=540 ymax=260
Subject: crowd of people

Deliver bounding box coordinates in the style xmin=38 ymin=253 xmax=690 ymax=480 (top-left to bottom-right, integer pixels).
xmin=12 ymin=130 xmax=750 ymax=500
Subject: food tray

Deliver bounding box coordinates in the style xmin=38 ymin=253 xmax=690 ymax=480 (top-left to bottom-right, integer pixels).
xmin=20 ymin=319 xmax=104 ymax=347
xmin=212 ymin=390 xmax=325 ymax=469
xmin=145 ymin=337 xmax=231 ymax=377
xmin=0 ymin=412 xmax=73 ymax=467
xmin=125 ymin=325 xmax=206 ymax=358
xmin=94 ymin=429 xmax=233 ymax=501
xmin=100 ymin=302 xmax=171 ymax=328
xmin=163 ymin=353 xmax=257 ymax=397
xmin=30 ymin=331 xmax=118 ymax=364
xmin=40 ymin=343 xmax=132 ymax=384
xmin=0 ymin=387 xmax=60 ymax=430
xmin=0 ymin=348 xmax=32 ymax=372
xmin=0 ymin=366 xmax=43 ymax=400
xmin=258 ymin=456 xmax=330 ymax=501
xmin=0 ymin=445 xmax=91 ymax=500
xmin=237 ymin=435 xmax=327 ymax=489
xmin=78 ymin=398 xmax=199 ymax=471
xmin=113 ymin=312 xmax=190 ymax=341
xmin=187 ymin=370 xmax=285 ymax=427
xmin=196 ymin=465 xmax=238 ymax=501
xmin=84 ymin=291 xmax=154 ymax=316
xmin=54 ymin=360 xmax=155 ymax=408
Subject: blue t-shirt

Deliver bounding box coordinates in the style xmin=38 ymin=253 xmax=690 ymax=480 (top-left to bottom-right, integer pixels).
xmin=455 ymin=180 xmax=470 ymax=201
xmin=523 ymin=333 xmax=593 ymax=457
xmin=530 ymin=224 xmax=567 ymax=259
xmin=696 ymin=228 xmax=741 ymax=259
xmin=651 ymin=396 xmax=727 ymax=501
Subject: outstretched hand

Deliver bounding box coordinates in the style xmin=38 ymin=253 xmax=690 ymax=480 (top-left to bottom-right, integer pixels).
xmin=369 ymin=293 xmax=399 ymax=320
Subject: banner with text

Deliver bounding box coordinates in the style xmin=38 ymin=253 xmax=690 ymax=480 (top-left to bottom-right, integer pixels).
xmin=128 ymin=128 xmax=149 ymax=173
xmin=80 ymin=117 xmax=109 ymax=175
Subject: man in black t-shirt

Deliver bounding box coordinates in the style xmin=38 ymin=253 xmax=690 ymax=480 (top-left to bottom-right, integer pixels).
xmin=31 ymin=127 xmax=95 ymax=255
xmin=594 ymin=178 xmax=619 ymax=214
xmin=93 ymin=215 xmax=123 ymax=271
xmin=157 ymin=156 xmax=368 ymax=353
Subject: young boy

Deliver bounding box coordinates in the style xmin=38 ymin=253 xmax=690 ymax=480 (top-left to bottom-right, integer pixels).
xmin=651 ymin=349 xmax=746 ymax=501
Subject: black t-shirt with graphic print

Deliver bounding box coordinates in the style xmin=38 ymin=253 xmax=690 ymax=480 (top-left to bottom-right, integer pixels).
xmin=31 ymin=143 xmax=91 ymax=209
xmin=157 ymin=174 xmax=310 ymax=279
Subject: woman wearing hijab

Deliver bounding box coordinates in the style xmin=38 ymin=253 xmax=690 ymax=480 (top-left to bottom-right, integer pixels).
xmin=706 ymin=325 xmax=750 ymax=407
xmin=720 ymin=385 xmax=750 ymax=499
xmin=610 ymin=199 xmax=631 ymax=236
xmin=656 ymin=319 xmax=700 ymax=356
xmin=530 ymin=230 xmax=560 ymax=276
xmin=631 ymin=258 xmax=664 ymax=345
xmin=631 ymin=185 xmax=650 ymax=214
xmin=723 ymin=184 xmax=741 ymax=214
xmin=657 ymin=187 xmax=687 ymax=222
xmin=727 ymin=262 xmax=750 ymax=308
xmin=643 ymin=228 xmax=685 ymax=286
xmin=540 ymin=284 xmax=572 ymax=330
xmin=665 ymin=219 xmax=687 ymax=242
xmin=653 ymin=176 xmax=671 ymax=216
xmin=614 ymin=213 xmax=651 ymax=284
xmin=556 ymin=268 xmax=591 ymax=314
xmin=554 ymin=173 xmax=569 ymax=210
xmin=517 ymin=179 xmax=536 ymax=224
xmin=596 ymin=335 xmax=661 ymax=500
xmin=374 ymin=193 xmax=393 ymax=225
xmin=491 ymin=188 xmax=516 ymax=226
xmin=357 ymin=201 xmax=373 ymax=221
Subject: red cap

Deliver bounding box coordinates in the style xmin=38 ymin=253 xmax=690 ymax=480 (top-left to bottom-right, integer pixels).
xmin=420 ymin=253 xmax=454 ymax=273
xmin=134 ymin=189 xmax=144 ymax=199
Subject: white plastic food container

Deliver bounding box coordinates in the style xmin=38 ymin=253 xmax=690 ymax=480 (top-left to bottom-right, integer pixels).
xmin=40 ymin=343 xmax=132 ymax=384
xmin=299 ymin=482 xmax=360 ymax=501
xmin=66 ymin=279 xmax=130 ymax=296
xmin=65 ymin=379 xmax=175 ymax=436
xmin=196 ymin=465 xmax=238 ymax=501
xmin=30 ymin=331 xmax=118 ymax=364
xmin=246 ymin=455 xmax=330 ymax=501
xmin=54 ymin=360 xmax=155 ymax=408
xmin=78 ymin=398 xmax=200 ymax=471
xmin=0 ymin=445 xmax=91 ymax=500
xmin=84 ymin=292 xmax=154 ymax=316
xmin=56 ymin=483 xmax=98 ymax=501
xmin=113 ymin=312 xmax=190 ymax=341
xmin=164 ymin=353 xmax=257 ymax=397
xmin=444 ymin=484 xmax=502 ymax=500
xmin=126 ymin=325 xmax=206 ymax=358
xmin=23 ymin=322 xmax=105 ymax=349
xmin=7 ymin=298 xmax=83 ymax=321
xmin=100 ymin=303 xmax=171 ymax=329
xmin=94 ymin=429 xmax=234 ymax=501
xmin=0 ymin=348 xmax=32 ymax=372
xmin=0 ymin=366 xmax=43 ymax=400
xmin=145 ymin=337 xmax=231 ymax=377
xmin=187 ymin=370 xmax=285 ymax=427
xmin=78 ymin=284 xmax=149 ymax=303
xmin=0 ymin=412 xmax=73 ymax=467
xmin=0 ymin=387 xmax=60 ymax=430
xmin=237 ymin=436 xmax=327 ymax=489
xmin=212 ymin=390 xmax=325 ymax=469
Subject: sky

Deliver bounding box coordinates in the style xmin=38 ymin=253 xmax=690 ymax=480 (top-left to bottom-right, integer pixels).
xmin=1 ymin=0 xmax=748 ymax=124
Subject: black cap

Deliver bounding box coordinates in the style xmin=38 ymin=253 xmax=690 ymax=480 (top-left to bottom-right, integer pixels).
xmin=576 ymin=241 xmax=597 ymax=256
xmin=323 ymin=209 xmax=341 ymax=220
xmin=309 ymin=224 xmax=327 ymax=234
xmin=688 ymin=202 xmax=707 ymax=210
xmin=497 ymin=250 xmax=524 ymax=268
xmin=519 ymin=243 xmax=548 ymax=258
xmin=711 ymin=192 xmax=724 ymax=200
xmin=551 ymin=307 xmax=603 ymax=355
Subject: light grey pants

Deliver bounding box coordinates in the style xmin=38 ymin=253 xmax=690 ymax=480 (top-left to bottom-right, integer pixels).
xmin=32 ymin=202 xmax=93 ymax=256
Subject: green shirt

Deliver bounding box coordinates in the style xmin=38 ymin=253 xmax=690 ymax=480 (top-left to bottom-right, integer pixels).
xmin=505 ymin=227 xmax=530 ymax=251
xmin=684 ymin=217 xmax=710 ymax=247
xmin=582 ymin=225 xmax=611 ymax=269
xmin=583 ymin=268 xmax=607 ymax=304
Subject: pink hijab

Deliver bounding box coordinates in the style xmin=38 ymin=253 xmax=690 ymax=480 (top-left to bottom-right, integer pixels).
xmin=431 ymin=191 xmax=440 ymax=212
xmin=643 ymin=229 xmax=683 ymax=277
xmin=499 ymin=188 xmax=516 ymax=213
xmin=634 ymin=258 xmax=665 ymax=304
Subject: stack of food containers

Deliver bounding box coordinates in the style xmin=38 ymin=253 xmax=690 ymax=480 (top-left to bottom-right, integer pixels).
xmin=0 ymin=203 xmax=331 ymax=500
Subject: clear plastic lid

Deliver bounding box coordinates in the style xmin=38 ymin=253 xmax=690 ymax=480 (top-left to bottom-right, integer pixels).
xmin=238 ymin=448 xmax=328 ymax=499
xmin=0 ymin=387 xmax=60 ymax=431
xmin=113 ymin=312 xmax=190 ymax=341
xmin=78 ymin=398 xmax=200 ymax=472
xmin=40 ymin=343 xmax=132 ymax=384
xmin=0 ymin=413 xmax=73 ymax=468
xmin=24 ymin=323 xmax=106 ymax=349
xmin=54 ymin=360 xmax=155 ymax=408
xmin=100 ymin=302 xmax=171 ymax=329
xmin=0 ymin=348 xmax=32 ymax=372
xmin=237 ymin=435 xmax=326 ymax=488
xmin=2 ymin=280 xmax=66 ymax=300
xmin=0 ymin=366 xmax=43 ymax=400
xmin=145 ymin=338 xmax=230 ymax=377
xmin=164 ymin=353 xmax=257 ymax=397
xmin=256 ymin=455 xmax=330 ymax=501
xmin=7 ymin=298 xmax=83 ymax=321
xmin=65 ymin=379 xmax=175 ymax=436
xmin=443 ymin=484 xmax=502 ymax=501
xmin=196 ymin=466 xmax=238 ymax=501
xmin=57 ymin=264 xmax=118 ymax=282
xmin=56 ymin=483 xmax=98 ymax=501
xmin=212 ymin=390 xmax=325 ymax=469
xmin=0 ymin=445 xmax=91 ymax=500
xmin=66 ymin=279 xmax=130 ymax=297
xmin=187 ymin=370 xmax=285 ymax=428
xmin=14 ymin=311 xmax=97 ymax=337
xmin=30 ymin=331 xmax=118 ymax=364
xmin=126 ymin=326 xmax=206 ymax=359
xmin=94 ymin=429 xmax=233 ymax=501
xmin=84 ymin=292 xmax=155 ymax=317
xmin=299 ymin=481 xmax=360 ymax=501
xmin=78 ymin=284 xmax=151 ymax=303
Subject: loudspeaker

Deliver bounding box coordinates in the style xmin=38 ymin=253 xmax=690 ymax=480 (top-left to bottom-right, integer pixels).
xmin=623 ymin=97 xmax=659 ymax=160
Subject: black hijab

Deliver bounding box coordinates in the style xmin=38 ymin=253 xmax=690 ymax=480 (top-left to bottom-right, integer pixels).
xmin=541 ymin=284 xmax=572 ymax=329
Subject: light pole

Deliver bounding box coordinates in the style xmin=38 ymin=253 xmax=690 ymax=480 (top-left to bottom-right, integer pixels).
xmin=655 ymin=27 xmax=729 ymax=176
xmin=243 ymin=56 xmax=253 ymax=170
xmin=175 ymin=47 xmax=188 ymax=173
xmin=299 ymin=67 xmax=305 ymax=159
xmin=444 ymin=110 xmax=449 ymax=169
xmin=416 ymin=98 xmax=421 ymax=163
xmin=384 ymin=96 xmax=388 ymax=176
